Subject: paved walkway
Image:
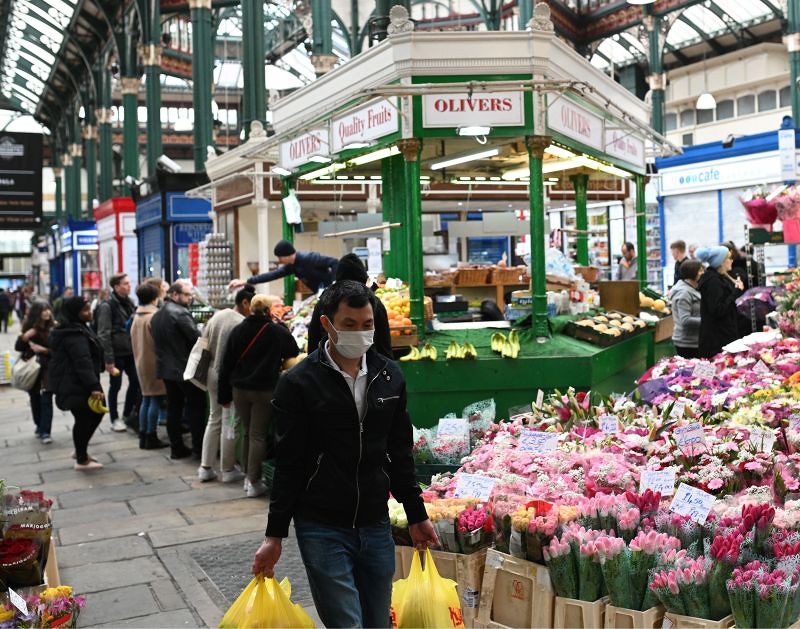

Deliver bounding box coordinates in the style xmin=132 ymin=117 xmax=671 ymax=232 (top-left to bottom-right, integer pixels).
xmin=0 ymin=322 xmax=319 ymax=628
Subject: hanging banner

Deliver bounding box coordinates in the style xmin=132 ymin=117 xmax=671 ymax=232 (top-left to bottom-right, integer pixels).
xmin=547 ymin=97 xmax=604 ymax=151
xmin=422 ymin=91 xmax=525 ymax=128
xmin=331 ymin=99 xmax=399 ymax=153
xmin=604 ymin=128 xmax=646 ymax=169
xmin=0 ymin=132 xmax=42 ymax=228
xmin=279 ymin=129 xmax=330 ymax=171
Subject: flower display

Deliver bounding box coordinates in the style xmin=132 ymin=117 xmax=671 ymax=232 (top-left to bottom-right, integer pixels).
xmin=740 ymin=188 xmax=779 ymax=227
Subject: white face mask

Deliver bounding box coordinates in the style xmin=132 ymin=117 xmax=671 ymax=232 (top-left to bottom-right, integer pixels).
xmin=330 ymin=325 xmax=374 ymax=359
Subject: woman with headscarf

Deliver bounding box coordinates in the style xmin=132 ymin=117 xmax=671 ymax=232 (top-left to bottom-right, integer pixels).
xmin=49 ymin=296 xmax=107 ymax=471
xmin=696 ymin=246 xmax=740 ymax=358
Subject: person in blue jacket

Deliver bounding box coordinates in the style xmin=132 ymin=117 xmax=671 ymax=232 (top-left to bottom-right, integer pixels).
xmin=229 ymin=240 xmax=338 ymax=294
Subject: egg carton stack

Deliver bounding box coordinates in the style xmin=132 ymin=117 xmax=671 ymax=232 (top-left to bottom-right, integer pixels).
xmin=197 ymin=233 xmax=233 ymax=309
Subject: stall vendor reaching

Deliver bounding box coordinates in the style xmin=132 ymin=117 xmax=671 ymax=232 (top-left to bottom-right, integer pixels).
xmin=229 ymin=240 xmax=338 ymax=294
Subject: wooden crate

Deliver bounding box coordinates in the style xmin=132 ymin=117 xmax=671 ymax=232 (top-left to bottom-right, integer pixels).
xmin=664 ymin=613 xmax=734 ymax=629
xmin=605 ymin=605 xmax=664 ymax=629
xmin=653 ymin=315 xmax=674 ymax=343
xmin=475 ymin=549 xmax=555 ymax=629
xmin=554 ymin=596 xmax=608 ymax=629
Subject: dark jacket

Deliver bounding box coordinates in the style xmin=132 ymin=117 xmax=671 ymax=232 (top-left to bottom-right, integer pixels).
xmin=15 ymin=329 xmax=52 ymax=390
xmin=150 ymin=299 xmax=200 ymax=381
xmin=307 ymin=292 xmax=393 ymax=358
xmin=248 ymin=251 xmax=338 ymax=293
xmin=698 ymin=267 xmax=739 ymax=358
xmin=673 ymin=257 xmax=688 ymax=286
xmin=49 ymin=323 xmax=104 ymax=410
xmin=95 ymin=292 xmax=136 ymax=362
xmin=0 ymin=292 xmax=11 ymax=314
xmin=217 ymin=314 xmax=300 ymax=405
xmin=265 ymin=348 xmax=427 ymax=538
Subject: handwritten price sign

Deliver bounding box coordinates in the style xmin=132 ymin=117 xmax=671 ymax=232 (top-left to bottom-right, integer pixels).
xmin=437 ymin=417 xmax=468 ymax=437
xmin=518 ymin=430 xmax=559 ymax=454
xmin=749 ymin=428 xmax=776 ymax=452
xmin=670 ymin=483 xmax=716 ymax=524
xmin=670 ymin=401 xmax=686 ymax=420
xmin=711 ymin=391 xmax=728 ymax=407
xmin=692 ymin=363 xmax=717 ymax=380
xmin=599 ymin=415 xmax=619 ymax=434
xmin=753 ymin=360 xmax=770 ymax=374
xmin=454 ymin=474 xmax=496 ymax=501
xmin=639 ymin=468 xmax=677 ymax=496
xmin=674 ymin=422 xmax=705 ymax=448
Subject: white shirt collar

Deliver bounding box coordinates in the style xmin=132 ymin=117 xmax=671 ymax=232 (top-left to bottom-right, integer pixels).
xmin=322 ymin=340 xmax=368 ymax=377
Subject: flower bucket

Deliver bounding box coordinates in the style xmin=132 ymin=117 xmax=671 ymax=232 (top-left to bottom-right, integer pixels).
xmin=784 ymin=218 xmax=800 ymax=243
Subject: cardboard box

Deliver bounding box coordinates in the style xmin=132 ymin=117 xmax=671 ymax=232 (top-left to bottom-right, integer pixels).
xmin=605 ymin=604 xmax=665 ymax=629
xmin=554 ymin=596 xmax=609 ymax=629
xmin=664 ymin=613 xmax=734 ymax=629
xmin=653 ymin=315 xmax=674 ymax=343
xmin=475 ymin=549 xmax=554 ymax=629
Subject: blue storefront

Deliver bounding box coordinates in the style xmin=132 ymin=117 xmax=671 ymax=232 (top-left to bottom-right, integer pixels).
xmin=135 ymin=172 xmax=212 ymax=282
xmin=53 ymin=219 xmax=100 ymax=298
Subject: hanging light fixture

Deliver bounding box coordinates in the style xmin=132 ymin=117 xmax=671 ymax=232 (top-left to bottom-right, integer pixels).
xmin=696 ymin=54 xmax=717 ymax=110
xmin=626 ymin=0 xmax=656 ymax=5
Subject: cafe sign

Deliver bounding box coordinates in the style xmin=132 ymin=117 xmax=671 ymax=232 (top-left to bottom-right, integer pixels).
xmin=279 ymin=129 xmax=329 ymax=171
xmin=331 ymin=98 xmax=399 ymax=153
xmin=422 ymin=91 xmax=525 ymax=128
xmin=547 ymin=97 xmax=604 ymax=151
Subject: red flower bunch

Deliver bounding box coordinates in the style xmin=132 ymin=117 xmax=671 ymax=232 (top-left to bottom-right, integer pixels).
xmin=710 ymin=532 xmax=743 ymax=565
xmin=0 ymin=538 xmax=39 ymax=566
xmin=625 ymin=489 xmax=662 ymax=517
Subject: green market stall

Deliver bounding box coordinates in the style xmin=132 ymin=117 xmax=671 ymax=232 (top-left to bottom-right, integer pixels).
xmin=255 ymin=4 xmax=678 ymax=426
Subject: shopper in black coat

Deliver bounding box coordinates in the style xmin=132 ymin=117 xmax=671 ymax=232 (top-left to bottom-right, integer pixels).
xmin=0 ymin=289 xmax=11 ymax=333
xmin=307 ymin=253 xmax=393 ymax=358
xmin=49 ymin=296 xmax=106 ymax=470
xmin=150 ymin=280 xmax=205 ymax=460
xmin=697 ymin=246 xmax=741 ymax=358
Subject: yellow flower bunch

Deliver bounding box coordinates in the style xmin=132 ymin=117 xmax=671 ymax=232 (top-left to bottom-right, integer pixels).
xmin=557 ymin=505 xmax=579 ymax=523
xmin=0 ymin=607 xmax=14 ymax=622
xmin=40 ymin=586 xmax=73 ymax=602
xmin=425 ymin=498 xmax=478 ymax=522
xmin=511 ymin=507 xmax=536 ymax=532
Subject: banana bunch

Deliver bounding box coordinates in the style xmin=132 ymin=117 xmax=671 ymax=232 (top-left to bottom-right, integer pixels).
xmin=88 ymin=395 xmax=110 ymax=414
xmin=491 ymin=330 xmax=520 ymax=359
xmin=444 ymin=341 xmax=478 ymax=360
xmin=399 ymin=343 xmax=439 ymax=362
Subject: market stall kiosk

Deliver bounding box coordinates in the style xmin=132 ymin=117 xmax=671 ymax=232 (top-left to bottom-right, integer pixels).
xmin=47 ymin=230 xmax=63 ymax=297
xmin=135 ymin=172 xmax=212 ymax=282
xmin=258 ymin=7 xmax=675 ymax=421
xmin=655 ymin=122 xmax=799 ymax=285
xmin=94 ymin=197 xmax=138 ymax=290
xmin=58 ymin=220 xmax=100 ymax=299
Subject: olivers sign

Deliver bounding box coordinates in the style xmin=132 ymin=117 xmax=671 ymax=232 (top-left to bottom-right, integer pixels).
xmin=0 ymin=132 xmax=43 ymax=228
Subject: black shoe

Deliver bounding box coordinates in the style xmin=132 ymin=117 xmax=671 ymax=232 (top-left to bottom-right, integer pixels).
xmin=144 ymin=433 xmax=169 ymax=450
xmin=124 ymin=415 xmax=139 ymax=433
xmin=139 ymin=434 xmax=146 ymax=449
xmin=170 ymin=446 xmax=192 ymax=460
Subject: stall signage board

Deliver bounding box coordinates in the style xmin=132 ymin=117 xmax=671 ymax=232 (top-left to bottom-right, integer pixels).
xmin=604 ymin=128 xmax=645 ymax=169
xmin=660 ymin=153 xmax=781 ymax=196
xmin=547 ymin=97 xmax=604 ymax=151
xmin=73 ymin=230 xmax=98 ymax=250
xmin=331 ymin=98 xmax=399 ymax=153
xmin=279 ymin=129 xmax=329 ymax=171
xmin=778 ymin=128 xmax=797 ymax=183
xmin=136 ymin=194 xmax=162 ymax=228
xmin=173 ymin=222 xmax=212 ymax=247
xmin=0 ymin=132 xmax=42 ymax=228
xmin=422 ymin=91 xmax=525 ymax=128
xmin=61 ymin=229 xmax=73 ymax=253
xmin=167 ymin=193 xmax=212 ymax=222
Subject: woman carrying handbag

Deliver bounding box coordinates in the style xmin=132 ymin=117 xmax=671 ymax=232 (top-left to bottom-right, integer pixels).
xmin=15 ymin=301 xmax=55 ymax=443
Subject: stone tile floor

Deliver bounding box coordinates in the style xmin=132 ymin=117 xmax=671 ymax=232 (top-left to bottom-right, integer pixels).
xmin=0 ymin=322 xmax=319 ymax=628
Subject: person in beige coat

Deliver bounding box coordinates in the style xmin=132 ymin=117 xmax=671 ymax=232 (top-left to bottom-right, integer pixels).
xmin=130 ymin=282 xmax=168 ymax=450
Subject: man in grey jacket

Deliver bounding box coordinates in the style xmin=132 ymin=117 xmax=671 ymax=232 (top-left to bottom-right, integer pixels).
xmin=197 ymin=286 xmax=254 ymax=483
xmin=670 ymin=259 xmax=703 ymax=358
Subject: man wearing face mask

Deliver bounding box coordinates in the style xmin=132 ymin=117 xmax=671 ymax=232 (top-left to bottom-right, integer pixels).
xmin=251 ymin=280 xmax=438 ymax=628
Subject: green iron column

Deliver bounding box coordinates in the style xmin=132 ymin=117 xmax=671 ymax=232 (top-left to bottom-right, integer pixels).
xmin=121 ymin=77 xmax=140 ymax=185
xmin=518 ymin=0 xmax=532 ymax=28
xmin=570 ymin=173 xmax=590 ymax=266
xmin=143 ymin=44 xmax=163 ymax=175
xmin=311 ymin=0 xmax=336 ymax=76
xmin=241 ymin=0 xmax=266 ymax=139
xmin=83 ymin=123 xmax=97 ymax=218
xmin=527 ymin=135 xmax=550 ymax=339
xmin=381 ymin=153 xmax=407 ymax=279
xmin=398 ymin=138 xmax=424 ymax=336
xmin=70 ymin=112 xmax=82 ymax=219
xmin=786 ymin=0 xmax=800 ymax=124
xmin=635 ymin=174 xmax=648 ymax=289
xmin=97 ymin=60 xmax=113 ymax=201
xmin=644 ymin=11 xmax=665 ymax=135
xmin=281 ymin=178 xmax=296 ymax=300
xmin=189 ymin=0 xmax=214 ymax=171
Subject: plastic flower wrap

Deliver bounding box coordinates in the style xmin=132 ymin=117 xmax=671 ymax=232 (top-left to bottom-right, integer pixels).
xmin=543 ymin=524 xmax=607 ymax=602
xmin=726 ymin=562 xmax=799 ymax=629
xmin=456 ymin=505 xmax=492 ymax=554
xmin=37 ymin=586 xmax=86 ymax=629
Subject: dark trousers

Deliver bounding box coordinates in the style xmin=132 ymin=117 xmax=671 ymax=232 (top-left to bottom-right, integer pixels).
xmin=29 ymin=389 xmax=53 ymax=437
xmin=0 ymin=312 xmax=8 ymax=333
xmin=71 ymin=404 xmax=103 ymax=464
xmin=675 ymin=346 xmax=700 ymax=359
xmin=108 ymin=354 xmax=141 ymax=421
xmin=164 ymin=379 xmax=207 ymax=455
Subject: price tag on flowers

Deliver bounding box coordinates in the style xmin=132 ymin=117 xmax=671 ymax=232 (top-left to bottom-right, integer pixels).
xmin=599 ymin=415 xmax=618 ymax=434
xmin=437 ymin=417 xmax=468 ymax=437
xmin=454 ymin=474 xmax=496 ymax=501
xmin=8 ymin=588 xmax=28 ymax=616
xmin=670 ymin=483 xmax=716 ymax=524
xmin=753 ymin=360 xmax=770 ymax=374
xmin=670 ymin=401 xmax=686 ymax=420
xmin=748 ymin=428 xmax=776 ymax=452
xmin=674 ymin=422 xmax=705 ymax=448
xmin=790 ymin=414 xmax=800 ymax=431
xmin=692 ymin=363 xmax=717 ymax=380
xmin=711 ymin=391 xmax=728 ymax=407
xmin=517 ymin=430 xmax=559 ymax=454
xmin=639 ymin=468 xmax=677 ymax=496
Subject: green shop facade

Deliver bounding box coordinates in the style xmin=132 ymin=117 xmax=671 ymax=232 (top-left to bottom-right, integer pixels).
xmin=250 ymin=9 xmax=675 ymax=423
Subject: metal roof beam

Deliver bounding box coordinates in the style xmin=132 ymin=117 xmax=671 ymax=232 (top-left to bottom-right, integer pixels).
xmin=677 ymin=14 xmax=726 ymax=54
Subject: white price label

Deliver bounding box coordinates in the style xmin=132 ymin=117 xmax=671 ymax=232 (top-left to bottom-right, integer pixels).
xmin=711 ymin=391 xmax=728 ymax=407
xmin=692 ymin=363 xmax=717 ymax=379
xmin=454 ymin=474 xmax=496 ymax=501
xmin=535 ymin=389 xmax=545 ymax=408
xmin=8 ymin=588 xmax=28 ymax=616
xmin=790 ymin=415 xmax=800 ymax=431
xmin=749 ymin=428 xmax=776 ymax=452
xmin=486 ymin=551 xmax=505 ymax=569
xmin=599 ymin=415 xmax=619 ymax=434
xmin=674 ymin=422 xmax=705 ymax=448
xmin=437 ymin=417 xmax=468 ymax=437
xmin=670 ymin=483 xmax=716 ymax=524
xmin=517 ymin=430 xmax=560 ymax=454
xmin=670 ymin=401 xmax=686 ymax=419
xmin=753 ymin=360 xmax=770 ymax=374
xmin=639 ymin=468 xmax=677 ymax=496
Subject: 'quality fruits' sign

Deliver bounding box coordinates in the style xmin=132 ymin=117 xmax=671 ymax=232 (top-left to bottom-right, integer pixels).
xmin=331 ymin=98 xmax=399 ymax=153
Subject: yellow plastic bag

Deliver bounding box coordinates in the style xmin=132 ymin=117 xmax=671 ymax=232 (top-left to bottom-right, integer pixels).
xmin=391 ymin=549 xmax=465 ymax=629
xmin=219 ymin=576 xmax=315 ymax=628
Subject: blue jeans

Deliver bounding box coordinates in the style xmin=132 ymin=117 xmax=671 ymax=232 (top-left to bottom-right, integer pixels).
xmin=139 ymin=395 xmax=164 ymax=434
xmin=294 ymin=516 xmax=395 ymax=628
